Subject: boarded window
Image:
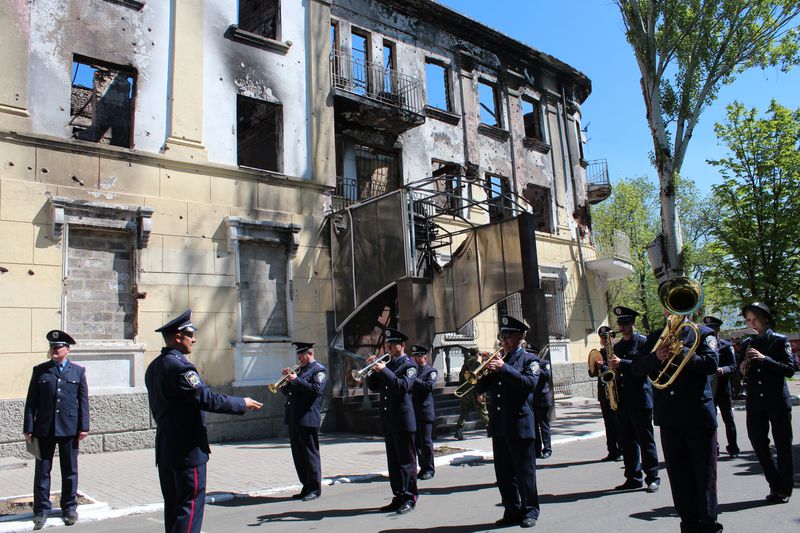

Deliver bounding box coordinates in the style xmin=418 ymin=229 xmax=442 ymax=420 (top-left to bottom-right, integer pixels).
xmin=542 ymin=277 xmax=568 ymax=338
xmin=526 ymin=184 xmax=553 ymax=233
xmin=66 ymin=228 xmax=136 ymax=340
xmin=70 ymin=57 xmax=136 ymax=148
xmin=237 ymin=95 xmax=282 ymax=172
xmin=239 ymin=241 xmax=288 ymax=339
xmin=522 ymin=97 xmax=544 ymax=142
xmin=239 ymin=0 xmax=279 ymax=40
xmin=478 ymin=79 xmax=501 ymax=127
xmin=425 ymin=60 xmax=451 ymax=111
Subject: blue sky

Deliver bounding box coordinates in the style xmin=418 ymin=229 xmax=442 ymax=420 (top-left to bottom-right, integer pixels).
xmin=439 ymin=0 xmax=800 ymax=192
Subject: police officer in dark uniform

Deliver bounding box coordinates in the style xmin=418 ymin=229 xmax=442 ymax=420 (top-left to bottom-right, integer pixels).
xmin=281 ymin=342 xmax=326 ymax=501
xmin=527 ymin=344 xmax=553 ymax=459
xmin=633 ymin=308 xmax=722 ymax=533
xmin=703 ymin=316 xmax=740 ymax=458
xmin=594 ymin=326 xmax=622 ymax=462
xmin=475 ymin=316 xmax=541 ymax=528
xmin=365 ymin=328 xmax=418 ymax=514
xmin=145 ymin=310 xmax=262 ymax=533
xmin=23 ymin=330 xmax=89 ymax=530
xmin=607 ymin=306 xmax=661 ymax=492
xmin=739 ymin=302 xmax=796 ymax=503
xmin=410 ymin=344 xmax=437 ymax=480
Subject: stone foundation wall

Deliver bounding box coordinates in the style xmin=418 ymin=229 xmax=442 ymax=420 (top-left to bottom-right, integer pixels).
xmin=551 ymin=362 xmax=597 ymax=400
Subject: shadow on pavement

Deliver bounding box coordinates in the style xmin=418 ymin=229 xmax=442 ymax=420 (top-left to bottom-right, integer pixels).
xmin=378 ymin=522 xmax=505 ymax=532
xmin=419 ymin=482 xmax=496 ymax=496
xmin=628 ymin=505 xmax=678 ymax=521
xmin=251 ymin=506 xmax=383 ymax=524
xmin=540 ymin=487 xmax=619 ymax=503
xmin=210 ymin=494 xmax=295 ymax=507
xmin=718 ymin=498 xmax=773 ymax=513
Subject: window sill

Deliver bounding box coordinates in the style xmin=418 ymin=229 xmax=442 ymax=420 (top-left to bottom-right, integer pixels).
xmin=226 ymin=25 xmax=292 ymax=54
xmin=104 ymin=0 xmax=145 ymax=9
xmin=425 ymin=105 xmax=460 ymax=125
xmin=477 ymin=123 xmax=510 ymax=142
xmin=523 ymin=137 xmax=551 ymax=154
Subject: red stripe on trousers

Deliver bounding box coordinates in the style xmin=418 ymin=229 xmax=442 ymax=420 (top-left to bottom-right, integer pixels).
xmin=187 ymin=466 xmax=198 ymax=533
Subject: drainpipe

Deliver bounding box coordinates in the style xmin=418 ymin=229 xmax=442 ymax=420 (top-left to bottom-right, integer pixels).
xmin=560 ymin=85 xmax=596 ymax=332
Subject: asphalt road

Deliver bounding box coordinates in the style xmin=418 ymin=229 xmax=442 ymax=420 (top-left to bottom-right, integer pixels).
xmin=67 ymin=408 xmax=799 ymax=533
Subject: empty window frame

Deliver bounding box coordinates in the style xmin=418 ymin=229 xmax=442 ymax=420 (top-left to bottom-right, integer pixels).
xmin=573 ymin=119 xmax=586 ymax=161
xmin=351 ymin=29 xmax=370 ymax=96
xmin=521 ymin=97 xmax=545 ymax=142
xmin=238 ymin=0 xmax=279 ymax=40
xmin=237 ymin=95 xmax=282 ymax=172
xmin=239 ymin=241 xmax=289 ymax=339
xmin=425 ymin=59 xmax=451 ymax=112
xmin=432 ymin=160 xmax=468 ymax=211
xmin=70 ymin=56 xmax=136 ymax=148
xmin=486 ymin=173 xmax=513 ymax=222
xmin=542 ymin=277 xmax=568 ymax=338
xmin=527 ymin=184 xmax=554 ymax=233
xmin=382 ymin=40 xmax=396 ymax=95
xmin=477 ymin=79 xmax=501 ymax=128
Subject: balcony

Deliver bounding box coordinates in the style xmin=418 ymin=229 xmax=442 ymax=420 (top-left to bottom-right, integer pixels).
xmin=331 ymin=176 xmax=393 ymax=212
xmin=585 ymin=229 xmax=634 ymax=280
xmin=586 ymin=159 xmax=612 ymax=204
xmin=330 ymin=50 xmax=425 ymax=135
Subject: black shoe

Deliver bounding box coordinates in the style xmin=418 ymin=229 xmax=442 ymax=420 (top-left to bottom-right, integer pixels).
xmin=646 ymin=481 xmax=660 ymax=493
xmin=521 ymin=517 xmax=537 ymax=528
xmin=380 ymin=501 xmax=400 ymax=512
xmin=727 ymin=446 xmax=740 ymax=458
xmin=291 ymin=492 xmax=305 ymax=500
xmin=418 ymin=471 xmax=434 ymax=480
xmin=33 ymin=514 xmax=46 ymax=530
xmin=540 ymin=451 xmax=552 ymax=459
xmin=454 ymin=429 xmax=465 ymax=440
xmin=63 ymin=511 xmax=78 ymax=526
xmin=302 ymin=492 xmax=320 ymax=501
xmin=601 ymin=453 xmax=622 ymax=462
xmin=396 ymin=502 xmax=415 ymax=514
xmin=614 ymin=479 xmax=643 ymax=491
xmin=495 ymin=516 xmax=521 ymax=526
xmin=766 ymin=492 xmax=790 ymax=504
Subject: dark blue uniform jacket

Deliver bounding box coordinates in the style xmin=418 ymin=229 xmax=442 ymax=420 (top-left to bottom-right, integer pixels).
xmin=741 ymin=329 xmax=797 ymax=410
xmin=24 ymin=360 xmax=90 ymax=438
xmin=716 ymin=339 xmax=737 ymax=396
xmin=367 ymin=354 xmax=418 ymax=432
xmin=412 ymin=364 xmax=438 ymax=423
xmin=529 ymin=354 xmax=553 ymax=408
xmin=475 ymin=346 xmax=539 ymax=438
xmin=283 ymin=361 xmax=326 ymax=428
xmin=614 ymin=333 xmax=653 ymax=410
xmin=145 ymin=347 xmax=246 ymax=468
xmin=633 ymin=325 xmax=718 ymax=428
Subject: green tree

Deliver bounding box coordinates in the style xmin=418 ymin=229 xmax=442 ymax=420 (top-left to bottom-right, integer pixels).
xmin=707 ymin=100 xmax=800 ymax=329
xmin=615 ymin=0 xmax=800 ymax=278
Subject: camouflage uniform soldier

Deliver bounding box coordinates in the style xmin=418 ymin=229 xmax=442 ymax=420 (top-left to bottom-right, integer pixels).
xmin=455 ymin=349 xmax=489 ymax=440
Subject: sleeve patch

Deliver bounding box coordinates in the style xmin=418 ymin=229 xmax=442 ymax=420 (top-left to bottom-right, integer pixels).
xmin=705 ymin=336 xmax=718 ymax=351
xmin=183 ymin=371 xmax=201 ymax=388
xmin=786 ymin=342 xmax=792 ymax=357
xmin=429 ymin=371 xmax=438 ymax=382
xmin=406 ymin=367 xmax=417 ymax=378
xmin=315 ymin=372 xmax=326 ymax=384
xmin=529 ymin=361 xmax=541 ymax=375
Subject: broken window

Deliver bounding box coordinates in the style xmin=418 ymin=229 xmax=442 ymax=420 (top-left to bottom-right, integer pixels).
xmin=237 ymin=95 xmax=282 ymax=172
xmin=526 ymin=184 xmax=554 ymax=233
xmin=238 ymin=0 xmax=279 ymax=40
xmin=355 ymin=144 xmax=399 ymax=200
xmin=425 ymin=59 xmax=451 ymax=112
xmin=542 ymin=277 xmax=568 ymax=338
xmin=432 ymin=160 xmax=468 ymax=211
xmin=239 ymin=241 xmax=289 ymax=339
xmin=478 ymin=79 xmax=501 ymax=128
xmin=574 ymin=119 xmax=586 ymax=161
xmin=382 ymin=40 xmax=396 ymax=97
xmin=486 ymin=173 xmax=513 ymax=222
xmin=521 ymin=97 xmax=545 ymax=142
xmin=70 ymin=57 xmax=136 ymax=148
xmin=351 ymin=29 xmax=370 ymax=96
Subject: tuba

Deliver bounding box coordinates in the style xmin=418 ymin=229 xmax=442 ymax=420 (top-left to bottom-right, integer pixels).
xmin=588 ymin=331 xmax=619 ymax=410
xmin=649 ymin=277 xmax=704 ymax=390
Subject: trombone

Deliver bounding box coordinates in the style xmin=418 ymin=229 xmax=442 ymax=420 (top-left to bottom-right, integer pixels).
xmin=454 ymin=347 xmax=503 ymax=398
xmin=267 ymin=363 xmax=302 ymax=393
xmin=351 ymin=353 xmax=391 ymax=382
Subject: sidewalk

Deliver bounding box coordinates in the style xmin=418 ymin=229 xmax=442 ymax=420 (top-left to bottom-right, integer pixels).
xmin=0 ymin=397 xmax=606 ymax=531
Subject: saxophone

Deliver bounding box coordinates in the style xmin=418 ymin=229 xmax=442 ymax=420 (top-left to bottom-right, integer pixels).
xmin=588 ymin=329 xmax=619 ymax=410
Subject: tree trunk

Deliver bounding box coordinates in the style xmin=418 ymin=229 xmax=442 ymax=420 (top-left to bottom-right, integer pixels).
xmin=658 ymin=165 xmax=683 ymax=279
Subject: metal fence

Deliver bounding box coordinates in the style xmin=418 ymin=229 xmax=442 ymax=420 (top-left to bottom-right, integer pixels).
xmin=586 ymin=159 xmax=610 ymax=186
xmin=593 ymin=229 xmax=632 ymax=262
xmin=330 ymin=50 xmax=424 ymax=115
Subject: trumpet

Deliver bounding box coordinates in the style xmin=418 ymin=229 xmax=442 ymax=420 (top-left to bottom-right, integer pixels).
xmin=267 ymin=364 xmax=301 ymax=393
xmin=454 ymin=347 xmax=503 ymax=398
xmin=351 ymin=353 xmax=391 ymax=382
xmin=650 ymin=277 xmax=704 ymax=390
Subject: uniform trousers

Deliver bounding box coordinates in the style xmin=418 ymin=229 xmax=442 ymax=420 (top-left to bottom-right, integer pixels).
xmin=616 ymin=406 xmax=660 ymax=483
xmin=414 ymin=421 xmax=435 ymax=476
xmin=714 ymin=390 xmax=738 ymax=453
xmin=158 ymin=462 xmax=207 ymax=533
xmin=746 ymin=406 xmax=793 ymax=495
xmin=384 ymin=429 xmax=418 ymax=505
xmin=660 ymin=426 xmax=721 ymax=533
xmin=599 ymin=388 xmax=621 ymax=455
xmin=289 ymin=424 xmax=322 ymax=495
xmin=533 ymin=404 xmax=552 ymax=455
xmin=33 ymin=436 xmax=79 ymax=515
xmin=491 ymin=435 xmax=540 ymax=521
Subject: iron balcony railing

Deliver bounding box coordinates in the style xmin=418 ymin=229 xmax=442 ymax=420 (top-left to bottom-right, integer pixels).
xmin=330 ymin=50 xmax=424 ymax=115
xmin=586 ymin=159 xmax=610 ymax=187
xmin=593 ymin=229 xmax=632 ymax=263
xmin=332 ymin=176 xmax=392 ymax=211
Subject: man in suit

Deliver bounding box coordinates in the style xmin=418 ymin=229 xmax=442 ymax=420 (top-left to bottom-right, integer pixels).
xmin=607 ymin=306 xmax=661 ymax=493
xmin=366 ymin=328 xmax=419 ymax=514
xmin=475 ymin=316 xmax=541 ymax=528
xmin=145 ymin=310 xmax=262 ymax=533
xmin=634 ymin=308 xmax=722 ymax=533
xmin=281 ymin=342 xmax=326 ymax=501
xmin=703 ymin=316 xmax=740 ymax=458
xmin=410 ymin=345 xmax=437 ymax=480
xmin=23 ymin=330 xmax=90 ymax=530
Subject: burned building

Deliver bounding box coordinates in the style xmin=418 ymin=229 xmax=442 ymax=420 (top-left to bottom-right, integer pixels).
xmin=0 ymin=0 xmax=630 ymax=456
